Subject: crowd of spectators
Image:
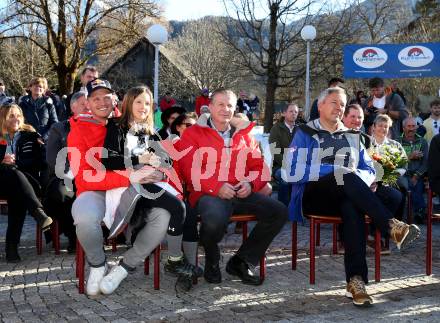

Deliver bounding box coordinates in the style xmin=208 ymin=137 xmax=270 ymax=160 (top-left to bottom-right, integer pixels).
xmin=1 ymin=70 xmax=439 ymax=308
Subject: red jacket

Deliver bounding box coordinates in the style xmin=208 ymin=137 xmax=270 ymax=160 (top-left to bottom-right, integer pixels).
xmin=67 ymin=115 xmax=130 ymax=196
xmin=178 ymin=114 xmax=269 ymax=207
xmin=159 ymin=97 xmax=176 ymax=112
xmin=195 ymin=95 xmax=210 ymax=116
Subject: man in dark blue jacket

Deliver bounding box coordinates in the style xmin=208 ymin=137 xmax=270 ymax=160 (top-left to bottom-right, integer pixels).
xmin=287 ymin=87 xmax=420 ymax=307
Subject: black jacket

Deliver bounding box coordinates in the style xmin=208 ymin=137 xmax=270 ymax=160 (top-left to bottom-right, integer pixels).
xmin=268 ymin=119 xmax=295 ymax=175
xmin=102 ymin=118 xmax=171 ymax=171
xmin=0 ymin=130 xmax=46 ymax=184
xmin=429 ymin=134 xmax=440 ymax=196
xmin=46 ymin=120 xmax=70 ymax=177
xmin=19 ymin=95 xmax=58 ymax=141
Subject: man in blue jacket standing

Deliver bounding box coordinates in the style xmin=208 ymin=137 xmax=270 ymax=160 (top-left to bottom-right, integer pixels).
xmin=286 ymin=87 xmax=420 ymax=307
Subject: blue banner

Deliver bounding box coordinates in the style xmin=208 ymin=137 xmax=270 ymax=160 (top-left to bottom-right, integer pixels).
xmin=343 ymin=42 xmax=440 ymax=79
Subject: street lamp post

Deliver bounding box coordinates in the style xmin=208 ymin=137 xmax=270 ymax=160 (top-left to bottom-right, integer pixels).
xmin=301 ymin=25 xmax=316 ymax=121
xmin=147 ymin=24 xmax=168 ymax=106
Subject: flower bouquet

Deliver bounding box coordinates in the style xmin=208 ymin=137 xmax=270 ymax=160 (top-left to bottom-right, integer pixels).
xmin=370 ymin=145 xmax=407 ymax=187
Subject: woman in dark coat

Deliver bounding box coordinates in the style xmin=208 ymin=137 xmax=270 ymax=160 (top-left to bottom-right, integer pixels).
xmin=0 ymin=104 xmax=52 ymax=262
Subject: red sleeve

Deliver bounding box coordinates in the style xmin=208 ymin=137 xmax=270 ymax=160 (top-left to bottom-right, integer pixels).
xmin=179 ymin=129 xmax=223 ymax=197
xmin=195 ymin=97 xmax=201 ymax=117
xmin=67 ymin=123 xmax=130 ymax=195
xmin=245 ymin=136 xmax=269 ymax=192
xmin=159 ymin=99 xmax=166 ymax=112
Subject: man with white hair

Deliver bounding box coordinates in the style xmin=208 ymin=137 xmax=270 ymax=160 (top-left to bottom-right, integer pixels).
xmin=287 ymin=87 xmax=420 ymax=307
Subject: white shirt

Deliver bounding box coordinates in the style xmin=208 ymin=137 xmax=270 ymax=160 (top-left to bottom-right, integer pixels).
xmin=284 ymin=121 xmax=295 ymax=133
xmin=432 ymin=119 xmax=440 ymax=136
xmin=372 ymin=95 xmax=386 ymax=109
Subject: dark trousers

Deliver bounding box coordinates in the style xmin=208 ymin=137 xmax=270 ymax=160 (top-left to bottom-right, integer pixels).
xmin=197 ymin=193 xmax=287 ymax=266
xmin=302 ymin=173 xmax=393 ymax=283
xmin=182 ymin=202 xmax=198 ymax=242
xmin=140 ymin=184 xmax=186 ymax=236
xmin=43 ymin=178 xmax=75 ymax=239
xmin=0 ymin=166 xmax=43 ymax=245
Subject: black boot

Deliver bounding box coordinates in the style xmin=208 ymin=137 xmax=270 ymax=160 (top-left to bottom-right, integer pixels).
xmin=67 ymin=235 xmax=77 ymax=254
xmin=5 ymin=243 xmax=21 ymax=263
xmin=31 ymin=208 xmax=53 ymax=232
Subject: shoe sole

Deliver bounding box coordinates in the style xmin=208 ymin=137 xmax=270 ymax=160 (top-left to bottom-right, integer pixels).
xmin=345 ymin=291 xmax=373 ymax=307
xmin=398 ymin=224 xmax=421 ymax=250
xmin=41 ymin=217 xmax=53 ymax=232
xmin=226 ymin=264 xmax=262 ymax=286
xmin=204 ymin=276 xmax=222 ymax=284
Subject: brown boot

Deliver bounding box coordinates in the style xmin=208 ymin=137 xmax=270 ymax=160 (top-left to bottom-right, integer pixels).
xmin=346 ymin=276 xmax=373 ymax=307
xmin=389 ymin=218 xmax=420 ymax=250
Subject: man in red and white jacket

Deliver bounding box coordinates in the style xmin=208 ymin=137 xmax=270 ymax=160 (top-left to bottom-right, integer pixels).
xmin=179 ymin=89 xmax=287 ymax=286
xmin=68 ymin=78 xmax=170 ymax=296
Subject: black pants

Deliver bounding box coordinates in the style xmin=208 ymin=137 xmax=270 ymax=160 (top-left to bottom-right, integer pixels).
xmin=302 ymin=173 xmax=392 ymax=283
xmin=43 ymin=178 xmax=76 ymax=240
xmin=139 ymin=184 xmax=185 ymax=236
xmin=339 ymin=184 xmax=402 ymax=239
xmin=0 ymin=166 xmax=43 ymax=245
xmin=182 ymin=201 xmax=198 ymax=242
xmin=197 ymin=193 xmax=287 ymax=266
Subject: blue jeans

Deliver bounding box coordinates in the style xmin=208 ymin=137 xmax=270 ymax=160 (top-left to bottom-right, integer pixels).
xmin=274 ymin=168 xmax=291 ymax=206
xmin=398 ymin=175 xmax=426 ymax=211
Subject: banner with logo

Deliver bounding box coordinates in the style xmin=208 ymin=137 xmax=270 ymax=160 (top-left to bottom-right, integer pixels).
xmin=343 ymin=43 xmax=440 ymax=79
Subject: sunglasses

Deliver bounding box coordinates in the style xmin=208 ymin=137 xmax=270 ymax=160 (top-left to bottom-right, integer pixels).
xmin=183 ymin=123 xmax=193 ymax=127
xmin=434 ymin=121 xmax=438 ymax=129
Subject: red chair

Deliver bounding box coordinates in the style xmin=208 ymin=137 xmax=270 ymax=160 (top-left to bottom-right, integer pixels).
xmin=36 ymin=220 xmax=60 ymax=255
xmin=1 ymin=199 xmax=60 ymax=255
xmin=75 ymin=237 xmax=161 ymax=294
xmin=291 ymin=215 xmax=382 ymax=284
xmin=426 ymin=187 xmax=440 ymax=275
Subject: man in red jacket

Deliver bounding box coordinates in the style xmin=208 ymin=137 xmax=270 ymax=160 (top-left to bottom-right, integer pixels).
xmin=195 ymin=88 xmax=210 ymax=116
xmin=159 ymin=92 xmax=176 ymax=112
xmin=68 ymin=78 xmax=171 ymax=296
xmin=179 ymin=89 xmax=287 ymax=286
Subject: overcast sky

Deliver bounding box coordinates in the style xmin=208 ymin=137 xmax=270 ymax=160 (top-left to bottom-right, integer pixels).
xmin=161 ymin=0 xmax=227 ymax=21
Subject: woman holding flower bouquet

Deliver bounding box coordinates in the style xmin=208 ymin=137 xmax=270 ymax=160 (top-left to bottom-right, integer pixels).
xmin=370 ymin=115 xmax=408 ymax=221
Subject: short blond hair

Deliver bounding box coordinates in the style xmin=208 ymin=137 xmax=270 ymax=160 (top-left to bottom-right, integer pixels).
xmin=373 ymin=114 xmax=393 ymax=127
xmin=28 ymin=77 xmax=48 ymax=90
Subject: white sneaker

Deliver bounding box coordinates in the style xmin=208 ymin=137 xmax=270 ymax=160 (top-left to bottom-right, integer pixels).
xmin=86 ymin=265 xmax=107 ymax=296
xmin=99 ymin=265 xmax=128 ymax=295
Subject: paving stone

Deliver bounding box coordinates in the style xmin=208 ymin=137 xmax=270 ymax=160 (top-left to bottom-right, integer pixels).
xmin=1 ymin=215 xmax=440 ymax=321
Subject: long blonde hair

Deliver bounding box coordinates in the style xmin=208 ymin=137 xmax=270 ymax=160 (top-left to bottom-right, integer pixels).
xmin=119 ymin=86 xmax=154 ymax=135
xmin=0 ymin=104 xmax=35 ymax=137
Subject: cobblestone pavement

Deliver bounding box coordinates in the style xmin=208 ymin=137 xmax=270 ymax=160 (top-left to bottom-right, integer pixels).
xmin=1 ymin=213 xmax=440 ymax=323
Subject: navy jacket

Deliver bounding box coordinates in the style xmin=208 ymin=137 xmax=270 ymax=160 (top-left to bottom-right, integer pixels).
xmin=19 ymin=95 xmax=58 ymax=141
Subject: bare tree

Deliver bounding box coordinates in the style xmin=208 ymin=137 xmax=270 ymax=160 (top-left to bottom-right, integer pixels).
xmin=0 ymin=0 xmax=161 ymax=95
xmin=0 ymin=27 xmax=55 ymax=97
xmin=350 ymin=0 xmax=412 ymax=43
xmin=166 ymin=18 xmax=240 ymax=92
xmin=220 ymin=0 xmax=355 ymax=132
